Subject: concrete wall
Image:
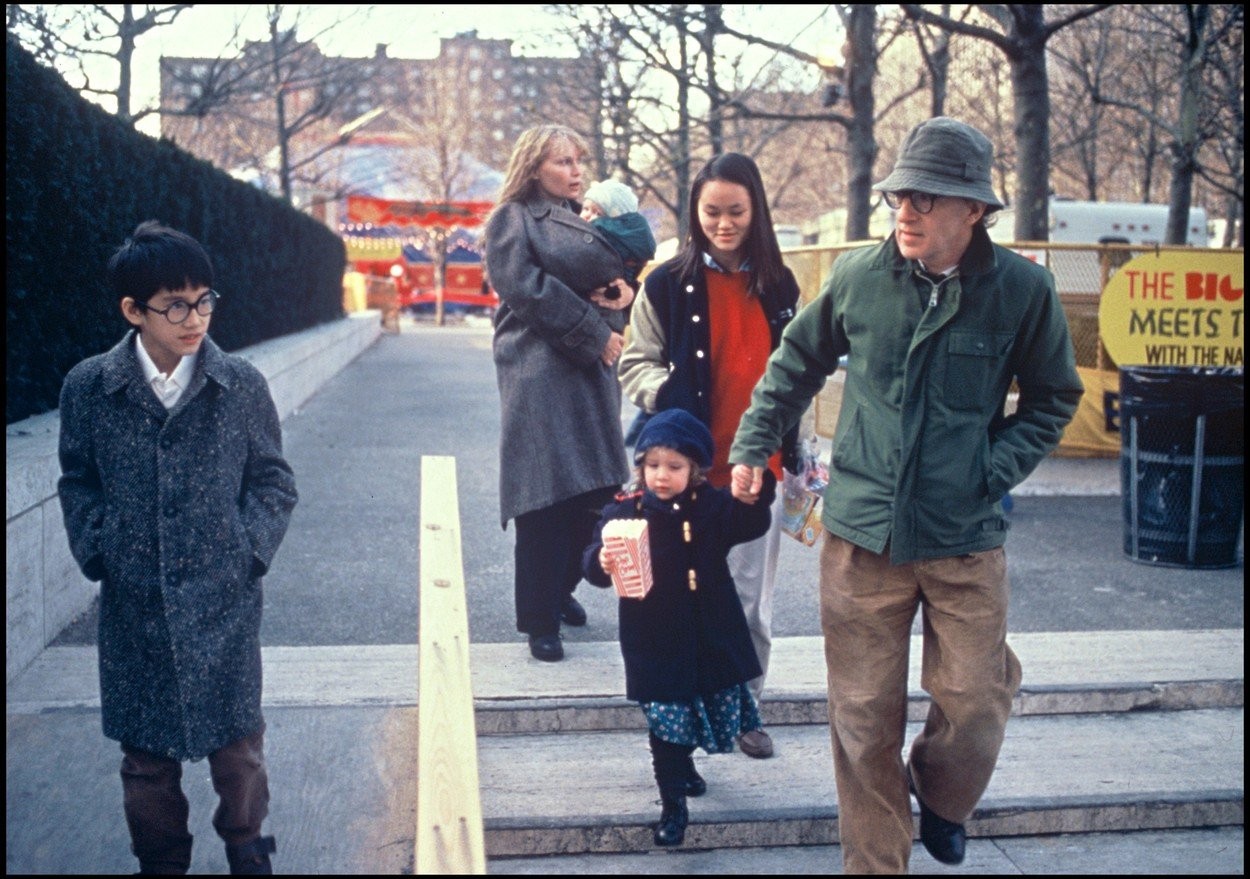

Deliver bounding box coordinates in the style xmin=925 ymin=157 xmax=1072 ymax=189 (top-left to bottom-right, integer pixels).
xmin=5 ymin=313 xmax=382 ymax=684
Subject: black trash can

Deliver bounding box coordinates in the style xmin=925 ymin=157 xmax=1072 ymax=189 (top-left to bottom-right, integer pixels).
xmin=1120 ymin=366 xmax=1244 ymax=568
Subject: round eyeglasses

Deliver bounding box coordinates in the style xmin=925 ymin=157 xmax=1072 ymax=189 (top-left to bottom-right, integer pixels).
xmin=882 ymin=191 xmax=941 ymax=214
xmin=136 ymin=290 xmax=219 ymax=324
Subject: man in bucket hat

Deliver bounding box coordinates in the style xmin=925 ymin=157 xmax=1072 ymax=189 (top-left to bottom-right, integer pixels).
xmin=729 ymin=117 xmax=1083 ymax=873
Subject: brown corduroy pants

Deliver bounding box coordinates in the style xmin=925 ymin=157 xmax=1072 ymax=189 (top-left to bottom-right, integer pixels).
xmin=120 ymin=726 xmax=269 ymax=874
xmin=819 ymin=535 xmax=1022 ymax=874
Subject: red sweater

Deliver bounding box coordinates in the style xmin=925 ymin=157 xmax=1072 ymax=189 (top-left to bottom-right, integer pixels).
xmin=705 ymin=268 xmax=783 ymax=488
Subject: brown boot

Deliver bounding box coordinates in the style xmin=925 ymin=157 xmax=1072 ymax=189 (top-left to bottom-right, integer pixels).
xmin=225 ymin=835 xmax=275 ymax=875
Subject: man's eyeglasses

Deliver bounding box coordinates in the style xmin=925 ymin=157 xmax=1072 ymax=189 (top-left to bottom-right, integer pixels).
xmin=136 ymin=290 xmax=219 ymax=324
xmin=882 ymin=191 xmax=942 ymax=214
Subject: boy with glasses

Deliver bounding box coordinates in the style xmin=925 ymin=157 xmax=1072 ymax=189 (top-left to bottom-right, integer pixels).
xmin=58 ymin=220 xmax=297 ymax=874
xmin=730 ymin=118 xmax=1083 ymax=872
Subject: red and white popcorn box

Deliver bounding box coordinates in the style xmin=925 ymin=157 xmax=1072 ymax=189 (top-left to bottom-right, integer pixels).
xmin=601 ymin=518 xmax=653 ymax=599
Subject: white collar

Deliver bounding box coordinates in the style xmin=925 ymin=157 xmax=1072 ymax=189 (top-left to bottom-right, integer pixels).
xmin=135 ymin=334 xmax=197 ymax=389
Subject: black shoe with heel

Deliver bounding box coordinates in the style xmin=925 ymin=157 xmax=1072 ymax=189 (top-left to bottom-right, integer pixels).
xmin=908 ymin=770 xmax=966 ymax=865
xmin=561 ymin=596 xmax=587 ymax=627
xmin=684 ymin=756 xmax=706 ymax=797
xmin=653 ymin=796 xmax=688 ymax=846
xmin=225 ymin=835 xmax=275 ymax=875
xmin=527 ymin=633 xmax=564 ymax=662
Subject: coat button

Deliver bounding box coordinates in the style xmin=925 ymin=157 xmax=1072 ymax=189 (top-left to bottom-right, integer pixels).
xmin=160 ymin=437 xmax=172 ymax=450
xmin=166 ymin=572 xmax=178 ymax=586
xmin=692 ymin=315 xmax=700 ymax=322
xmin=686 ymin=285 xmax=695 ymax=293
xmin=583 ymin=233 xmax=594 ymax=243
xmin=696 ymin=350 xmax=705 ymax=358
xmin=165 ymin=505 xmax=177 ymax=518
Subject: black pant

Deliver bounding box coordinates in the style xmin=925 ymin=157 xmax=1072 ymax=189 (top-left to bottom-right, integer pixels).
xmin=649 ymin=731 xmax=697 ymax=801
xmin=513 ymin=486 xmax=617 ymax=637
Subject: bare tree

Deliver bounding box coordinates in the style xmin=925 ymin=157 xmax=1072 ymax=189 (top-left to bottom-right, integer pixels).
xmin=1071 ymin=5 xmax=1242 ymax=244
xmin=159 ymin=5 xmax=374 ymax=204
xmin=720 ymin=6 xmax=924 ymax=241
xmin=900 ymin=4 xmax=1113 ymax=241
xmin=910 ymin=4 xmax=961 ymax=118
xmin=1048 ymin=12 xmax=1118 ymax=200
xmin=7 ymin=3 xmax=192 ymax=126
xmin=1200 ymin=9 xmax=1244 ymax=246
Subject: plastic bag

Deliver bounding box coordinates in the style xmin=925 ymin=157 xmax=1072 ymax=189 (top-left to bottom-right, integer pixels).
xmin=780 ymin=437 xmax=827 ymax=546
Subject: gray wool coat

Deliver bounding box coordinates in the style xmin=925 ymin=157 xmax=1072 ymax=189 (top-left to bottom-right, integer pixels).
xmin=486 ymin=194 xmax=632 ymax=525
xmin=58 ymin=331 xmax=297 ymax=761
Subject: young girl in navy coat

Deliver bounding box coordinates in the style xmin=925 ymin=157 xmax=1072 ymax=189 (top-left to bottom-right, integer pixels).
xmin=582 ymin=409 xmax=776 ymax=847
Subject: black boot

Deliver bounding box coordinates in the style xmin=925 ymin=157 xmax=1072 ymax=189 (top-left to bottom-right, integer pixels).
xmin=684 ymin=755 xmax=707 ymax=797
xmin=653 ymin=796 xmax=688 ymax=847
xmin=225 ymin=835 xmax=276 ymax=875
xmin=133 ymin=834 xmax=193 ymax=874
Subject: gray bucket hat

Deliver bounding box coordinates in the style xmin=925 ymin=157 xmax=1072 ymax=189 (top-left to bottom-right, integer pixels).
xmin=874 ymin=117 xmax=1004 ymax=208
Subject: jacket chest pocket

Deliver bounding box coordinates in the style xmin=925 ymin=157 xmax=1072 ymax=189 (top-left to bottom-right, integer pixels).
xmin=944 ymin=331 xmax=1014 ymax=410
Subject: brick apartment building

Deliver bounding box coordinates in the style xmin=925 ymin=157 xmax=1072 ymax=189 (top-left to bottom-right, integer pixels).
xmin=159 ymin=31 xmax=591 ymax=204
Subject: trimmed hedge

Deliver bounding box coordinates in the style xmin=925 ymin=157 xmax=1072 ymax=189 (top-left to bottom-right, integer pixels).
xmin=5 ymin=36 xmax=346 ymax=424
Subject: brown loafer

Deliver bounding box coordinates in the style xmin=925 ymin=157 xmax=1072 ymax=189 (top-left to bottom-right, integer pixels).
xmin=737 ymin=728 xmax=774 ymax=759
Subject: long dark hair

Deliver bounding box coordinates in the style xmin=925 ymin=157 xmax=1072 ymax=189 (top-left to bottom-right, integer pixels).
xmin=673 ymin=152 xmax=785 ymax=297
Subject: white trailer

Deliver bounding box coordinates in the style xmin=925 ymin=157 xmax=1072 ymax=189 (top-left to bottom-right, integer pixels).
xmin=989 ymin=200 xmax=1210 ymax=247
xmin=1048 ymin=200 xmax=1209 ymax=246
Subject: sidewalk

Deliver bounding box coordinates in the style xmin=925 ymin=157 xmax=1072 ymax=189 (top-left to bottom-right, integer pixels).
xmin=6 ymin=324 xmax=1243 ymax=874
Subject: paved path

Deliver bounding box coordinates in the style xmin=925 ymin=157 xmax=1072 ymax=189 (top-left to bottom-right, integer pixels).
xmin=9 ymin=323 xmax=1243 ymax=875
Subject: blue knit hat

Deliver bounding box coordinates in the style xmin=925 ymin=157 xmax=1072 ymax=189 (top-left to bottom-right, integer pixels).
xmin=634 ymin=409 xmax=714 ymax=468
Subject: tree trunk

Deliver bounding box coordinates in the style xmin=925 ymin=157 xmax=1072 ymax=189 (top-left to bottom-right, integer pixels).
xmin=702 ymin=4 xmax=724 ymax=156
xmin=844 ymin=6 xmax=877 ymax=242
xmin=1166 ymin=4 xmax=1208 ymax=245
xmin=1010 ymin=9 xmax=1051 ymax=241
xmin=674 ymin=10 xmax=693 ymax=238
xmin=116 ymin=4 xmax=135 ymax=124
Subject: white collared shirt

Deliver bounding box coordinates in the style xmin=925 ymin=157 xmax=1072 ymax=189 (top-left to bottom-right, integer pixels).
xmin=135 ymin=336 xmax=197 ymax=410
xmin=701 ymin=251 xmax=752 ymax=273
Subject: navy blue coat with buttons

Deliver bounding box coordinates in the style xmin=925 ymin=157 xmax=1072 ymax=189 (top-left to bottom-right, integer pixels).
xmin=582 ymin=472 xmax=776 ymax=703
xmin=58 ymin=332 xmax=297 ymax=760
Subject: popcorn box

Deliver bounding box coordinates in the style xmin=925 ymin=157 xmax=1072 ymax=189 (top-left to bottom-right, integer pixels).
xmin=601 ymin=518 xmax=653 ymax=599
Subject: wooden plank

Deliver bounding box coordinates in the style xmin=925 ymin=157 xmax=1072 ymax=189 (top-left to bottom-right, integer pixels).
xmin=416 ymin=456 xmax=486 ymax=874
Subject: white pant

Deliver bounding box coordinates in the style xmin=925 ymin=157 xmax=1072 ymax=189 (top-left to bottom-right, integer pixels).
xmin=727 ymin=492 xmax=783 ymax=700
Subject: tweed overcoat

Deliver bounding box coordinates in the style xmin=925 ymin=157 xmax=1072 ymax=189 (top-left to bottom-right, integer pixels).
xmin=486 ymin=193 xmax=632 ymax=525
xmin=58 ymin=331 xmax=297 ymax=760
xmin=581 ymin=472 xmax=776 ymax=703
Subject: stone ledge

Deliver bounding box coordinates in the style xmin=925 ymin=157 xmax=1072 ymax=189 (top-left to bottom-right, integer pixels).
xmin=5 ymin=313 xmax=381 ymax=684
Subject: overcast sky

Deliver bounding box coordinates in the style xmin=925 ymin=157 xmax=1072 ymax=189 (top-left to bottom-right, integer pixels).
xmin=113 ymin=4 xmax=836 ymax=135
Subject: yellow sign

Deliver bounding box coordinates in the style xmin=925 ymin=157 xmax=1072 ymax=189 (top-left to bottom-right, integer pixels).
xmin=1099 ymin=250 xmax=1243 ymax=367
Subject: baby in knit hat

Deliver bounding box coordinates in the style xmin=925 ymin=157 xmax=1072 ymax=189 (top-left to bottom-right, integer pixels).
xmin=581 ymin=179 xmax=658 ymax=293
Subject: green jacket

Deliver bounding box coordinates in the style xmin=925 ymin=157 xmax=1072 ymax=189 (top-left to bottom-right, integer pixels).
xmin=730 ymin=227 xmax=1083 ymax=563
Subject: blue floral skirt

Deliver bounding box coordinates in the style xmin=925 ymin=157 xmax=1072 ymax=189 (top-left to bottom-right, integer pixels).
xmin=641 ymin=684 xmax=762 ymax=754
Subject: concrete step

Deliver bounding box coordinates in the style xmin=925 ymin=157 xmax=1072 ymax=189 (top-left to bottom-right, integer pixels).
xmin=9 ymin=630 xmax=1243 ymax=728
xmin=470 ymin=629 xmax=1244 ymax=734
xmin=479 ymin=707 xmax=1244 ymax=858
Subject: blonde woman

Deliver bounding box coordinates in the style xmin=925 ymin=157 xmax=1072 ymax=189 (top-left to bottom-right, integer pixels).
xmin=485 ymin=124 xmax=633 ymax=662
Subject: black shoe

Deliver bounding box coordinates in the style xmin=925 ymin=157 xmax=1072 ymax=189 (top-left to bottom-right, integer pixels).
xmin=225 ymin=835 xmax=275 ymax=875
xmin=685 ymin=767 xmax=707 ymax=798
xmin=561 ymin=596 xmax=587 ymax=627
xmin=909 ymin=772 xmax=966 ymax=865
xmin=528 ymin=633 xmax=564 ymax=662
xmin=653 ymin=796 xmax=688 ymax=847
